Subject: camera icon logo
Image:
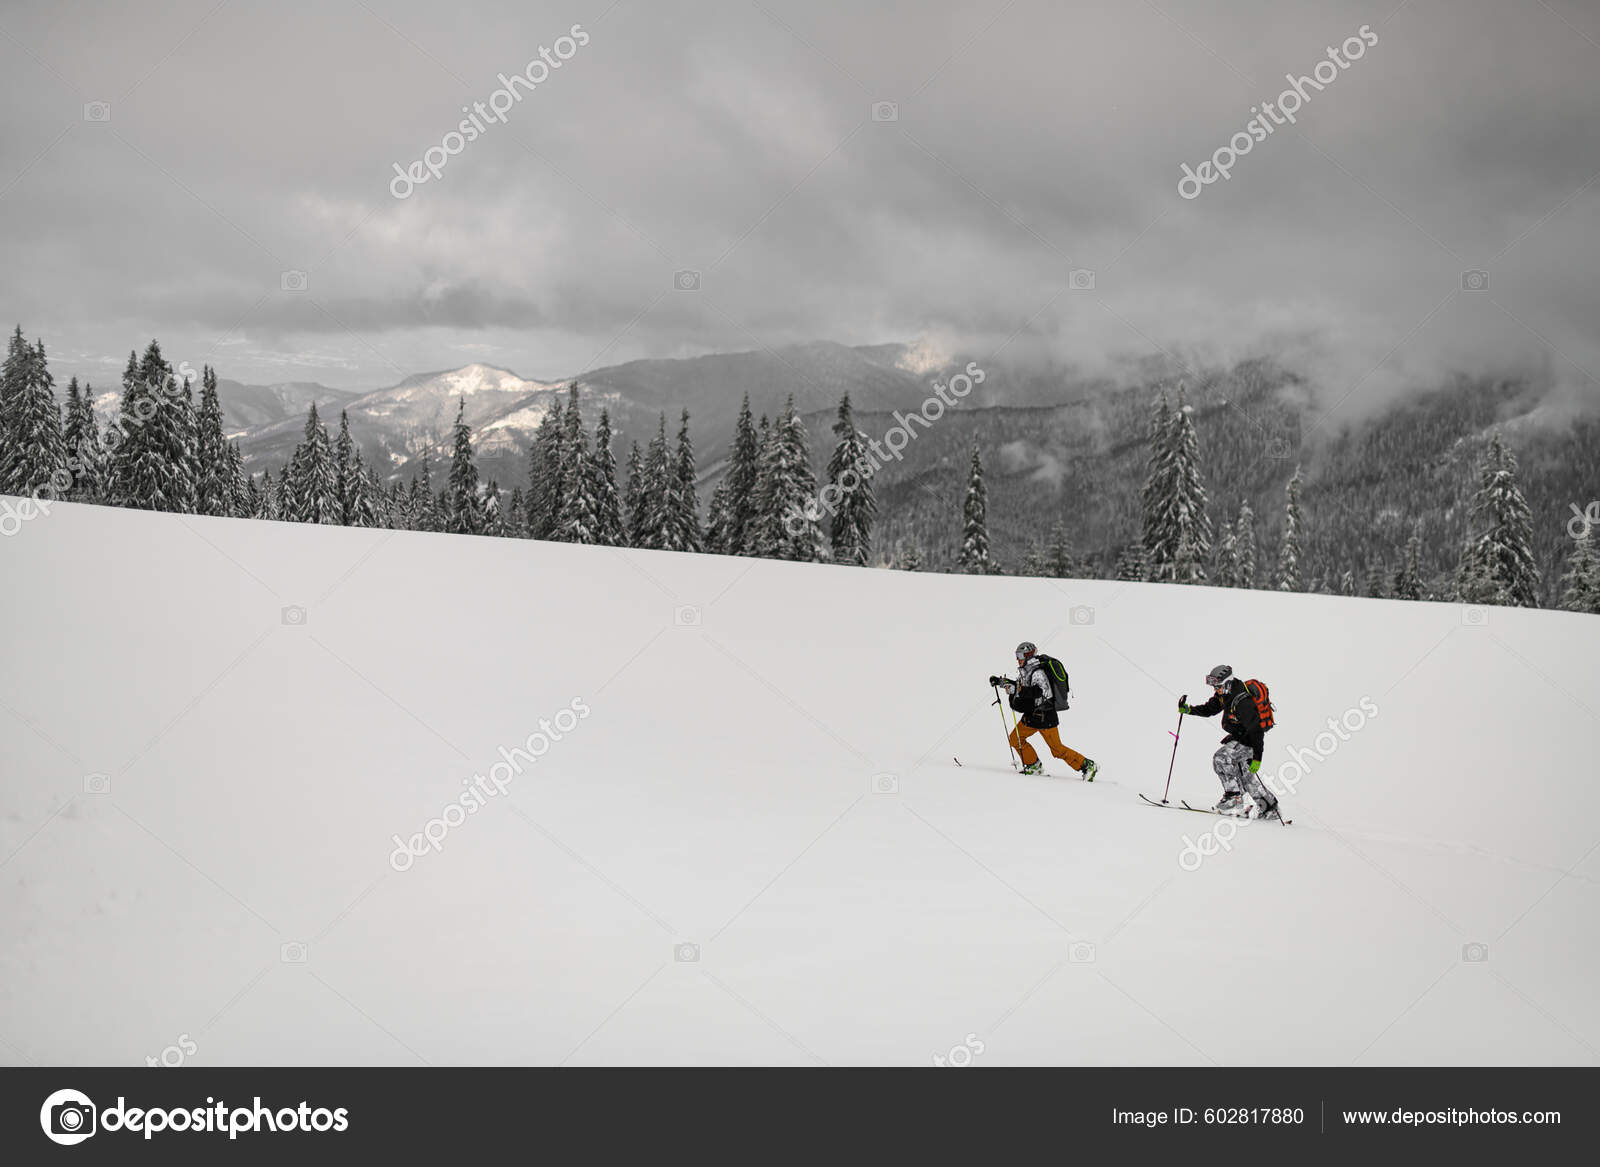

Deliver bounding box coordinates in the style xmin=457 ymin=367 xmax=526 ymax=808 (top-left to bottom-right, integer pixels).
xmin=673 ymin=269 xmax=701 ymax=291
xmin=1265 ymin=435 xmax=1292 ymax=461
xmin=1068 ymin=941 xmax=1096 ymax=964
xmin=1460 ymin=605 xmax=1488 ymax=627
xmin=674 ymin=605 xmax=701 ymax=627
xmin=1069 ymin=268 xmax=1096 ymax=291
xmin=871 ymin=101 xmax=898 ymax=122
xmin=280 ymin=270 xmax=308 ymax=293
xmin=871 ymin=772 xmax=899 ymax=795
xmin=1461 ymin=942 xmax=1489 ymax=963
xmin=674 ymin=942 xmax=700 ymax=963
xmin=280 ymin=941 xmax=308 ymax=963
xmin=40 ymin=1089 xmax=97 ymax=1145
xmin=83 ymin=102 xmax=111 ymax=123
xmin=83 ymin=773 xmax=111 ymax=795
xmin=1069 ymin=605 xmax=1095 ymax=626
xmin=1461 ymin=270 xmax=1489 ymax=292
xmin=281 ymin=605 xmax=308 ymax=626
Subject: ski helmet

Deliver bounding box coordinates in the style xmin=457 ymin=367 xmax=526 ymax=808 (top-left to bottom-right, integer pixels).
xmin=1205 ymin=664 xmax=1233 ymax=688
xmin=1015 ymin=641 xmax=1037 ymax=660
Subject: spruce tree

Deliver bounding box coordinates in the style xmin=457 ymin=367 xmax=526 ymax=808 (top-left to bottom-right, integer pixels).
xmin=590 ymin=408 xmax=625 ymax=546
xmin=1276 ymin=466 xmax=1304 ymax=592
xmin=746 ymin=415 xmax=778 ymax=558
xmin=724 ymin=393 xmax=761 ymax=555
xmin=61 ymin=377 xmax=108 ymax=501
xmin=1213 ymin=521 xmax=1239 ymax=588
xmin=481 ymin=479 xmax=503 ymax=535
xmin=555 ymin=388 xmax=598 ymax=543
xmin=623 ymin=439 xmax=645 ymax=545
xmin=1142 ymin=388 xmax=1211 ymax=582
xmin=193 ymin=366 xmax=231 ymax=516
xmin=1393 ymin=526 xmax=1425 ymax=600
xmin=1456 ymin=432 xmax=1540 ymax=607
xmin=661 ymin=408 xmax=702 ymax=553
xmin=957 ymin=444 xmax=990 ymax=574
xmin=504 ymin=486 xmax=527 ymax=538
xmin=226 ymin=441 xmax=248 ymax=517
xmin=333 ymin=408 xmax=358 ymax=525
xmin=823 ymin=393 xmax=875 ymax=565
xmin=634 ymin=414 xmax=671 ymax=550
xmin=260 ymin=467 xmax=279 ymax=520
xmin=0 ymin=333 xmax=66 ymax=497
xmin=348 ymin=448 xmax=381 ymax=528
xmin=526 ymin=395 xmax=566 ymax=538
xmin=1047 ymin=522 xmax=1075 ymax=578
xmin=444 ymin=398 xmax=482 ymax=535
xmin=0 ymin=327 xmax=29 ymax=460
xmin=1020 ymin=543 xmax=1047 ymax=577
xmin=110 ymin=340 xmax=195 ymax=512
xmin=704 ymin=479 xmax=729 ymax=554
xmin=1115 ymin=543 xmax=1149 ymax=581
xmin=1234 ymin=501 xmax=1256 ymax=589
xmin=1139 ymin=393 xmax=1174 ymax=576
xmin=753 ymin=398 xmax=823 ymax=561
xmin=1559 ymin=533 xmax=1600 ymax=614
xmin=412 ymin=455 xmax=440 ymax=532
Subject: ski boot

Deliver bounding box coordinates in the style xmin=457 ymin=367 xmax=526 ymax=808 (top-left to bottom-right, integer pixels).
xmin=1252 ymin=801 xmax=1281 ymax=822
xmin=1080 ymin=759 xmax=1098 ymax=782
xmin=1213 ymin=791 xmax=1244 ymax=814
xmin=1020 ymin=761 xmax=1043 ymax=775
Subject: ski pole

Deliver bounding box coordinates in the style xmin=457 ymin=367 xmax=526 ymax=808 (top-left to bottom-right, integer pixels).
xmin=1161 ymin=696 xmax=1185 ymax=804
xmin=992 ymin=678 xmax=1017 ymax=768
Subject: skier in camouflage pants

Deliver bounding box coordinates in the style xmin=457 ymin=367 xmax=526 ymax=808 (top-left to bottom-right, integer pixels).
xmin=1180 ymin=664 xmax=1280 ymax=820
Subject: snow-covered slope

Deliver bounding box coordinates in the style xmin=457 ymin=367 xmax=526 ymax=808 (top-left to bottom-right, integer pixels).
xmin=2 ymin=503 xmax=1597 ymax=1066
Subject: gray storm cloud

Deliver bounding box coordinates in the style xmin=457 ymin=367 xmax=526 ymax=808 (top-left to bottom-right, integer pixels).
xmin=1 ymin=0 xmax=1596 ymax=422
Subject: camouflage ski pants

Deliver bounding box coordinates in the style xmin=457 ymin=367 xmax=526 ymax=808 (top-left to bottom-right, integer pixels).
xmin=1213 ymin=740 xmax=1275 ymax=807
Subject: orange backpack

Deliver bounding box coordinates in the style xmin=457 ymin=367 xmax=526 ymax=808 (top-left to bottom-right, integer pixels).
xmin=1242 ymin=679 xmax=1275 ymax=731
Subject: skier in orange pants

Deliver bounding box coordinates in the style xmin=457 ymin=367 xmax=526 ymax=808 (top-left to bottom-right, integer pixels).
xmin=990 ymin=641 xmax=1098 ymax=779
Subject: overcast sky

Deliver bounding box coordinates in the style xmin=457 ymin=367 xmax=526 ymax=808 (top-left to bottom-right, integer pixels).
xmin=2 ymin=0 xmax=1597 ymax=420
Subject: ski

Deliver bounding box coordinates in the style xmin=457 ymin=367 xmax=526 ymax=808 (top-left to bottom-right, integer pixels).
xmin=1181 ymin=798 xmax=1292 ymax=825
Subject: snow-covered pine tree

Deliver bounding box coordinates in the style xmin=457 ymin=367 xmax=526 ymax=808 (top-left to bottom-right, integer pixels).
xmin=1393 ymin=525 xmax=1425 ymax=600
xmin=1020 ymin=543 xmax=1047 ymax=577
xmin=724 ymin=394 xmax=761 ymax=555
xmin=1456 ymin=432 xmax=1540 ymax=607
xmin=412 ymin=455 xmax=440 ymax=532
xmin=110 ymin=341 xmax=196 ymax=512
xmin=245 ymin=471 xmax=264 ymax=520
xmin=526 ymin=395 xmax=566 ymax=539
xmin=659 ymin=409 xmax=702 ymax=553
xmin=759 ymin=397 xmax=824 ymax=561
xmin=481 ymin=479 xmax=503 ymax=535
xmin=634 ymin=414 xmax=671 ymax=550
xmin=746 ymin=415 xmax=778 ymax=558
xmin=193 ymin=367 xmax=232 ymax=516
xmin=555 ymin=387 xmax=599 ymax=543
xmin=957 ymin=444 xmax=991 ymax=574
xmin=504 ymin=486 xmax=527 ymax=538
xmin=1115 ymin=543 xmax=1148 ymax=581
xmin=333 ymin=408 xmax=358 ymax=525
xmin=61 ymin=377 xmax=108 ymax=501
xmin=825 ymin=392 xmax=875 ymax=566
xmin=1047 ymin=522 xmax=1075 ymax=578
xmin=0 ymin=326 xmax=29 ymax=462
xmin=1213 ymin=521 xmax=1239 ymax=588
xmin=1139 ymin=393 xmax=1175 ymax=576
xmin=226 ymin=441 xmax=248 ymax=517
xmin=259 ymin=467 xmax=278 ymax=520
xmin=704 ymin=479 xmax=729 ymax=554
xmin=0 ymin=332 xmax=66 ymax=498
xmin=1364 ymin=556 xmax=1389 ymax=598
xmin=1276 ymin=466 xmax=1304 ymax=592
xmin=1173 ymin=528 xmax=1201 ymax=585
xmin=897 ymin=542 xmax=923 ymax=571
xmin=441 ymin=399 xmax=482 ymax=535
xmin=590 ymin=408 xmax=625 ymax=546
xmin=1234 ymin=500 xmax=1256 ymax=589
xmin=623 ymin=439 xmax=644 ymax=546
xmin=1559 ymin=533 xmax=1600 ymax=614
xmin=1143 ymin=387 xmax=1211 ymax=582
xmin=285 ymin=402 xmax=339 ymax=524
xmin=348 ymin=448 xmax=381 ymax=528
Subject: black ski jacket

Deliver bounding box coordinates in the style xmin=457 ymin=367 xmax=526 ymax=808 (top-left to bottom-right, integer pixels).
xmin=1008 ymin=658 xmax=1060 ymax=730
xmin=1188 ymin=680 xmax=1264 ymax=762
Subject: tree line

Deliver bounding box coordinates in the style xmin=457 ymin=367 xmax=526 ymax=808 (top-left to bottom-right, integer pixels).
xmin=2 ymin=326 xmax=1594 ymax=613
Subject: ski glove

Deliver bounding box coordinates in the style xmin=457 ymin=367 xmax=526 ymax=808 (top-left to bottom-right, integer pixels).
xmin=1248 ymin=759 xmax=1261 ymax=773
xmin=1178 ymin=700 xmax=1192 ymax=714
